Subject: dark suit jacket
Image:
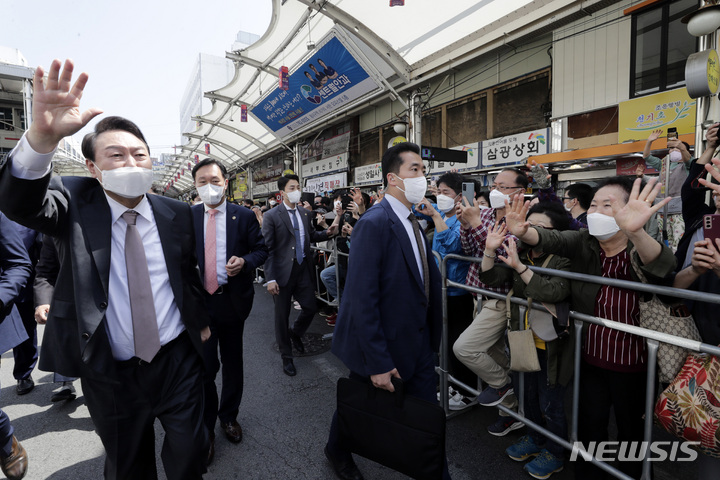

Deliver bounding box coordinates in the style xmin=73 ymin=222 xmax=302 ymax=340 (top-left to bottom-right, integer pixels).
xmin=0 ymin=212 xmax=32 ymax=354
xmin=330 ymin=199 xmax=442 ymax=380
xmin=192 ymin=201 xmax=268 ymax=318
xmin=34 ymin=234 xmax=59 ymax=307
xmin=0 ymin=160 xmax=209 ymax=380
xmin=261 ymin=202 xmax=329 ymax=287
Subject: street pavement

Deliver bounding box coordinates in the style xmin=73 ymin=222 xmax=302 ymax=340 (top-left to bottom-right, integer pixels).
xmin=0 ymin=283 xmax=698 ymax=479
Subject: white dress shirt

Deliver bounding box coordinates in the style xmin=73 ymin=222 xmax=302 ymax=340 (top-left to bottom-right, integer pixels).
xmin=385 ymin=193 xmax=425 ymax=284
xmin=283 ymin=201 xmax=306 ymax=257
xmin=202 ymin=200 xmax=228 ymax=287
xmin=9 ymin=133 xmax=185 ymax=360
xmin=267 ymin=202 xmax=306 ymax=286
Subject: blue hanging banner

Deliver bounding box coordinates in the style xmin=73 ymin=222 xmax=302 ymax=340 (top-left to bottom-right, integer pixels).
xmin=252 ymin=35 xmax=380 ymax=138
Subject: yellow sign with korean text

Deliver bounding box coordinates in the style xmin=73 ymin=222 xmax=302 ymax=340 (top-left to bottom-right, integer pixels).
xmin=618 ymin=88 xmax=696 ymax=143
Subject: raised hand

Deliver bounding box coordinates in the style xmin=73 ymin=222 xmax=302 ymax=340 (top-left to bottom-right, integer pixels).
xmin=498 ymin=237 xmax=522 ymax=271
xmin=457 ymin=196 xmax=482 ymax=228
xmin=612 ymin=177 xmax=669 ymax=235
xmin=647 ymin=129 xmax=663 ymax=143
xmin=27 ymin=59 xmax=102 ymax=153
xmin=504 ymin=193 xmax=530 ymax=238
xmin=691 ymin=238 xmax=720 ymax=277
xmin=485 ymin=222 xmax=507 ymax=252
xmin=699 ymin=157 xmax=720 ymax=193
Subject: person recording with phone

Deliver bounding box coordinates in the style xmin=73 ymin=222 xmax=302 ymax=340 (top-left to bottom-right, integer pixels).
xmin=671 ymin=122 xmax=720 ymax=478
xmin=415 ymin=173 xmax=475 ymax=410
xmin=641 ymin=128 xmax=694 ymax=251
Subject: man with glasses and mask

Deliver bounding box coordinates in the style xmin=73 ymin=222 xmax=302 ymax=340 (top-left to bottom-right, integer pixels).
xmin=453 ymin=168 xmax=529 ymax=436
xmin=0 ymin=59 xmax=212 ymax=478
xmin=416 ymin=172 xmax=475 ymax=410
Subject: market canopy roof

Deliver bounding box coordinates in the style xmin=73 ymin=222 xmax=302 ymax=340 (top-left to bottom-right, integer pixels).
xmin=165 ymin=0 xmax=621 ymax=193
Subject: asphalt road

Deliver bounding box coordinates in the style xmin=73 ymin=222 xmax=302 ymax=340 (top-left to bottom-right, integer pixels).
xmin=0 ymin=284 xmax=699 ymax=479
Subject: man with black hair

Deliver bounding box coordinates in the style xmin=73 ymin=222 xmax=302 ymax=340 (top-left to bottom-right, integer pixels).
xmin=325 ymin=142 xmax=450 ymax=480
xmin=562 ymin=183 xmax=593 ymax=226
xmin=454 ymin=167 xmax=529 ymax=436
xmin=262 ymin=174 xmax=338 ymax=376
xmin=191 ymin=158 xmax=267 ymax=463
xmin=0 ymin=59 xmax=211 ymax=479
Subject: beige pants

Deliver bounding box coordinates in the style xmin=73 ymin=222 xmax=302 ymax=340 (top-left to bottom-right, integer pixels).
xmin=453 ymin=298 xmax=518 ymax=413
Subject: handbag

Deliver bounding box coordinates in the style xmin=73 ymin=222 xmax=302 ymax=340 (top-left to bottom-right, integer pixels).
xmin=336 ymin=377 xmax=445 ymax=480
xmin=654 ymin=351 xmax=720 ymax=458
xmin=506 ymin=289 xmax=541 ymax=373
xmin=629 ymin=247 xmax=701 ymax=383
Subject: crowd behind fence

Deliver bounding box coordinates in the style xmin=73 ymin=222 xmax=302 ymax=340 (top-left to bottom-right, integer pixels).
xmin=301 ymin=240 xmax=720 ymax=479
xmin=440 ymin=252 xmax=720 ymax=480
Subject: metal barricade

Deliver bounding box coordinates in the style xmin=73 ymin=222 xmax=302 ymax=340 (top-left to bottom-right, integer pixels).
xmin=437 ymin=252 xmax=720 ymax=480
xmin=311 ymin=241 xmax=349 ymax=308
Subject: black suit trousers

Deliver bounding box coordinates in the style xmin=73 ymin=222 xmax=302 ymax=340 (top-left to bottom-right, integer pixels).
xmin=274 ymin=260 xmax=317 ymax=359
xmin=81 ymin=333 xmax=208 ymax=480
xmin=202 ymin=290 xmax=252 ymax=431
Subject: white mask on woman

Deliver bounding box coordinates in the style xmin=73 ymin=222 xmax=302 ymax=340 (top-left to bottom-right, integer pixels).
xmin=586 ymin=212 xmax=620 ymax=241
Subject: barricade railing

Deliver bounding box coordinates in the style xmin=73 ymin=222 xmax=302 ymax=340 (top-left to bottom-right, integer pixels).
xmin=438 ymin=252 xmax=720 ymax=480
xmin=311 ymin=241 xmax=349 ymax=308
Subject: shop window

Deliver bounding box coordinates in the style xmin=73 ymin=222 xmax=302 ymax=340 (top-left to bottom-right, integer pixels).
xmin=630 ymin=0 xmax=697 ymax=97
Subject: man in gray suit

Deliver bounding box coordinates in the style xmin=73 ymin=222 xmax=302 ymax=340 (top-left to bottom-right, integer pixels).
xmin=262 ymin=174 xmax=338 ymax=376
xmin=0 ymin=59 xmax=211 ymax=479
xmin=0 ymin=212 xmax=32 ymax=480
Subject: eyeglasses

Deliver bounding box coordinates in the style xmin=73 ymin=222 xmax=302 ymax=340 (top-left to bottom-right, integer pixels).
xmin=528 ymin=224 xmax=555 ymax=230
xmin=561 ymin=197 xmax=575 ymax=201
xmin=490 ymin=185 xmax=521 ymax=193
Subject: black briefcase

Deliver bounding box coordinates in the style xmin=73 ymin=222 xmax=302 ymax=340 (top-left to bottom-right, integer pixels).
xmin=336 ymin=377 xmax=446 ymax=480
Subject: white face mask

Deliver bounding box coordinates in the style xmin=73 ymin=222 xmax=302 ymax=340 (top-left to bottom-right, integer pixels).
xmin=269 ymin=200 xmax=277 ymax=206
xmin=196 ymin=183 xmax=225 ymax=205
xmin=94 ymin=164 xmax=154 ymax=199
xmin=564 ymin=199 xmax=574 ymax=212
xmin=334 ymin=200 xmax=342 ymax=210
xmin=489 ymin=189 xmax=512 ymax=209
xmin=478 ymin=205 xmax=490 ymax=210
xmin=394 ymin=174 xmax=427 ymax=204
xmin=586 ymin=212 xmax=620 ymax=240
xmin=669 ymin=150 xmax=683 ymax=163
xmin=286 ymin=190 xmax=302 ymax=204
xmin=436 ymin=194 xmax=457 ymax=213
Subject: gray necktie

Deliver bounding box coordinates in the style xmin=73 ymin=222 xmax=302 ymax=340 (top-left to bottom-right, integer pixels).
xmin=122 ymin=210 xmax=161 ymax=362
xmin=408 ymin=213 xmax=430 ymax=299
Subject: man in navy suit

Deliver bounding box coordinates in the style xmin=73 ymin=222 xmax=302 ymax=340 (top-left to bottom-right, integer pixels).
xmin=0 ymin=212 xmax=32 ymax=480
xmin=261 ymin=174 xmax=338 ymax=376
xmin=191 ymin=158 xmax=267 ymax=463
xmin=324 ymin=143 xmax=449 ymax=480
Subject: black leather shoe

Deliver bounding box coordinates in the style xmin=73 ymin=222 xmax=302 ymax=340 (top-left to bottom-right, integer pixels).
xmin=221 ymin=420 xmax=243 ymax=443
xmin=283 ymin=358 xmax=297 ymax=376
xmin=16 ymin=378 xmax=34 ymax=396
xmin=325 ymin=445 xmax=364 ymax=480
xmin=289 ymin=331 xmax=305 ymax=354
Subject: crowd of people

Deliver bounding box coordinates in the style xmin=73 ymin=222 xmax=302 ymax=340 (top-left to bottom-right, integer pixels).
xmin=1 ymin=58 xmax=720 ymax=480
